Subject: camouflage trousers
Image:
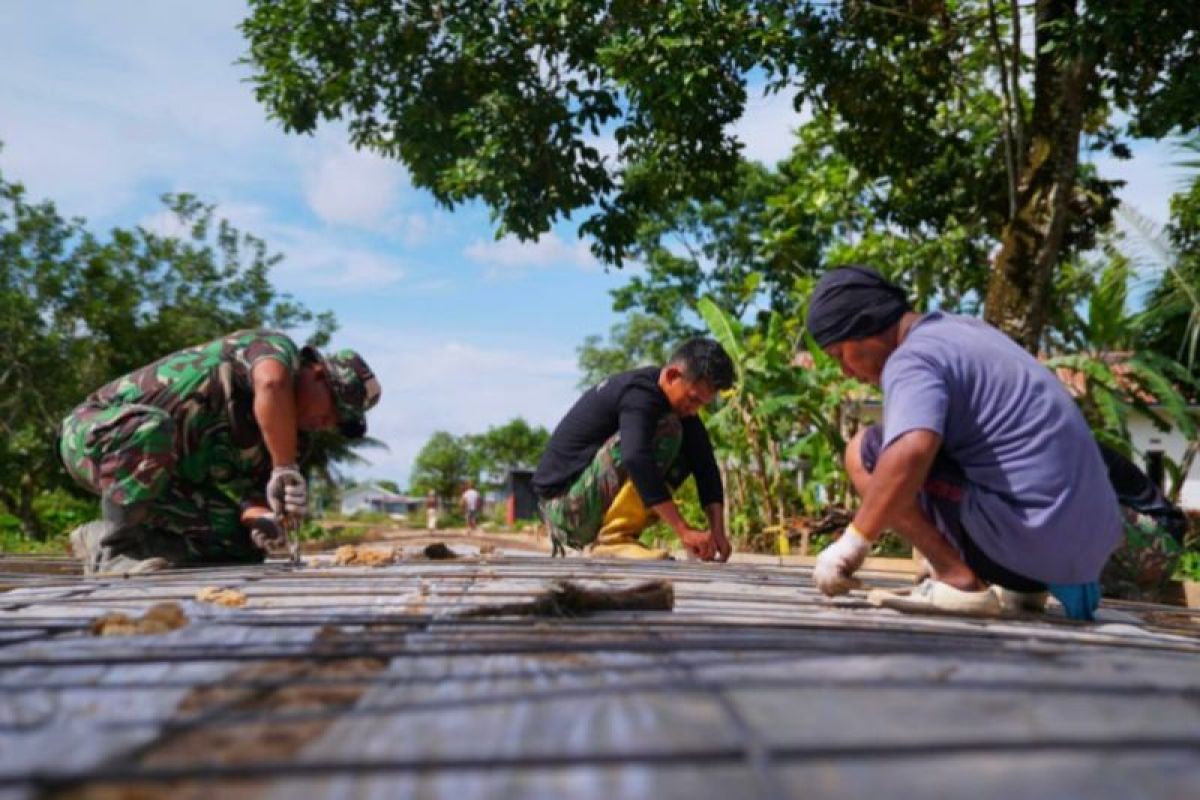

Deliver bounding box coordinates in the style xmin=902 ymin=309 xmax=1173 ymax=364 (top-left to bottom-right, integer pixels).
xmin=540 ymin=415 xmax=686 ymax=555
xmin=59 ymin=403 xmax=262 ymax=565
xmin=1100 ymin=510 xmax=1183 ymax=603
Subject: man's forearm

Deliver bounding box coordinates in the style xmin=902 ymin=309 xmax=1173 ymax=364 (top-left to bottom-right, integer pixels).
xmin=253 ymin=364 xmax=298 ymax=467
xmin=852 ymin=431 xmax=940 ymax=539
xmin=651 ymin=498 xmax=689 ymax=533
xmin=705 ymin=502 xmax=724 ymax=537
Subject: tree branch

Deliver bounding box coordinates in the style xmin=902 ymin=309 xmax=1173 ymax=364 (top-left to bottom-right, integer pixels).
xmin=1009 ymin=0 xmax=1027 ymax=156
xmin=987 ymin=0 xmax=1019 ymax=220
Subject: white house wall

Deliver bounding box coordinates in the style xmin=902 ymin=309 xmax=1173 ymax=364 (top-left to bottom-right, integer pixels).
xmin=1129 ymin=412 xmax=1200 ymax=512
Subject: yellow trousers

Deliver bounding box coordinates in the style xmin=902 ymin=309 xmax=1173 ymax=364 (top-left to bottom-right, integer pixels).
xmin=590 ymin=481 xmax=670 ymax=560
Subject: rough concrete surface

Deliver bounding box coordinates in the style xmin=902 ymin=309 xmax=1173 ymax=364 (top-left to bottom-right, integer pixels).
xmin=0 ymin=542 xmax=1197 ymax=799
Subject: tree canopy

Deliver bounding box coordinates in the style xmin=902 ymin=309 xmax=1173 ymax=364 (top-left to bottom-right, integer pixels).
xmin=242 ymin=0 xmax=1200 ymax=349
xmin=464 ymin=417 xmax=550 ymax=487
xmin=409 ymin=431 xmax=473 ymax=501
xmin=409 ymin=418 xmax=550 ymax=499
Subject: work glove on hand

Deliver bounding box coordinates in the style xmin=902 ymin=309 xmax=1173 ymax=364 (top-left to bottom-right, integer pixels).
xmin=266 ymin=466 xmax=307 ymax=519
xmin=813 ymin=525 xmax=871 ymax=596
xmin=248 ymin=513 xmax=288 ymax=552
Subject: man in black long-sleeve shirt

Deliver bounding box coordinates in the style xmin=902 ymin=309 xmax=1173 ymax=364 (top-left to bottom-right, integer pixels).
xmin=534 ymin=338 xmax=736 ymax=560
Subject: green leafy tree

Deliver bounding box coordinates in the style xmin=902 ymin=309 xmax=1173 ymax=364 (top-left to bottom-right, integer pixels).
xmin=0 ymin=167 xmax=337 ymax=539
xmin=608 ymin=118 xmax=999 ymax=338
xmin=241 ymin=0 xmax=1198 ymax=349
xmin=696 ymin=292 xmax=866 ymax=547
xmin=409 ymin=431 xmax=473 ymax=502
xmin=299 ymin=429 xmax=389 ymax=514
xmin=1129 ymin=134 xmax=1200 ymax=375
xmin=464 ymin=418 xmax=550 ymax=489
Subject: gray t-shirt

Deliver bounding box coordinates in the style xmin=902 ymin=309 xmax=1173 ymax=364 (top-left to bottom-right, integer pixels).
xmin=881 ymin=312 xmax=1121 ymax=584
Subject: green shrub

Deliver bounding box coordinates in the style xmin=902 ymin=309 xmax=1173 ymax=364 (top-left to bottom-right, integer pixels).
xmin=1177 ymin=551 xmax=1200 ymax=582
xmin=437 ymin=511 xmax=466 ymax=529
xmin=0 ymin=517 xmax=67 ymax=555
xmin=35 ymin=490 xmax=95 ymax=537
xmin=347 ymin=511 xmax=393 ymax=524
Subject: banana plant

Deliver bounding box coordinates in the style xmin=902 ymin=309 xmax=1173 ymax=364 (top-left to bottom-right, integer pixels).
xmin=697 ymin=293 xmax=870 ymax=544
xmin=1046 ymin=257 xmax=1199 ymax=503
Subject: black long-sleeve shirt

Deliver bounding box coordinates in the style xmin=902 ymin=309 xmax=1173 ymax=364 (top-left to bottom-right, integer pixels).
xmin=533 ymin=366 xmax=724 ymax=507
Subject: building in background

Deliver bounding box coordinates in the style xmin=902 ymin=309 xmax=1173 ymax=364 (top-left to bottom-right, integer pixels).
xmin=503 ymin=468 xmax=539 ymax=524
xmin=340 ymin=484 xmax=421 ymax=518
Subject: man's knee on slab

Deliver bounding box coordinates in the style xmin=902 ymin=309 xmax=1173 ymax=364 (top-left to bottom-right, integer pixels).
xmin=533 ymin=338 xmax=735 ymax=561
xmin=805 ymin=266 xmax=1118 ymax=620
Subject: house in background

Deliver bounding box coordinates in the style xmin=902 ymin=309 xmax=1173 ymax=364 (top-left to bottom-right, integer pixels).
xmin=503 ymin=467 xmax=539 ymax=524
xmin=340 ymin=483 xmax=421 ymax=517
xmin=1052 ymin=355 xmax=1200 ymax=513
xmin=1116 ymin=409 xmax=1199 ymax=511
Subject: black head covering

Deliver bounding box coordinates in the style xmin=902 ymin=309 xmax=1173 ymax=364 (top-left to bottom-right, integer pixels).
xmin=805 ymin=265 xmax=911 ymax=348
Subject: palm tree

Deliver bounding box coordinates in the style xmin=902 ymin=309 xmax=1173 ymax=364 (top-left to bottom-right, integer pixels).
xmin=300 ymin=431 xmax=388 ymax=515
xmin=1046 ymin=254 xmax=1198 ymax=503
xmin=1115 ymin=133 xmax=1200 ymax=373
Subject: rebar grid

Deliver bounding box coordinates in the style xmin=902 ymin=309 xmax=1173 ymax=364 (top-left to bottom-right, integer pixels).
xmin=16 ymin=737 xmax=1200 ymax=793
xmin=1 ymin=555 xmax=1198 ymax=798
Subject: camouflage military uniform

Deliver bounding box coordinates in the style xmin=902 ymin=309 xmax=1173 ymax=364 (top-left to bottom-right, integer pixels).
xmin=59 ymin=330 xmax=302 ymax=566
xmin=540 ymin=415 xmax=688 ymax=554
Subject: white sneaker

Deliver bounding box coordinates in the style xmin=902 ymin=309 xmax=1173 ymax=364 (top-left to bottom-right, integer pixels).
xmin=868 ymin=579 xmax=1002 ymax=617
xmin=991 ymin=587 xmax=1049 ymax=614
xmin=69 ymin=522 xmax=109 ymax=575
xmin=96 ymin=555 xmax=170 ymax=576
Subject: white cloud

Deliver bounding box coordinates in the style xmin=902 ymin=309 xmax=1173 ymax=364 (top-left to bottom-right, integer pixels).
xmin=332 ymin=327 xmax=580 ymax=485
xmin=134 ymin=200 xmax=407 ymax=292
xmin=301 ymin=144 xmax=410 ymax=230
xmin=265 ymin=226 xmax=408 ymax=291
xmin=0 ymin=0 xmax=289 ymax=220
xmin=465 ymin=232 xmax=598 ymax=278
xmin=729 ymin=88 xmax=809 ymax=167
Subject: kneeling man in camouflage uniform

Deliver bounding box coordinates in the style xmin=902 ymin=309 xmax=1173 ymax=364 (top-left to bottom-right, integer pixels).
xmin=60 ymin=330 xmax=380 ymax=574
xmin=534 ymin=338 xmax=735 ymax=561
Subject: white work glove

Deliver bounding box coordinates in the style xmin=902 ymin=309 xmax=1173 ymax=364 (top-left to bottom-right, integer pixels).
xmin=266 ymin=465 xmax=307 ymax=519
xmin=248 ymin=513 xmax=288 ymax=552
xmin=813 ymin=525 xmax=872 ymax=597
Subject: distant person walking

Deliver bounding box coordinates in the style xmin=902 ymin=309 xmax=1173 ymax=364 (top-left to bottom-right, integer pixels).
xmin=461 ymin=482 xmax=482 ymax=532
xmin=425 ymin=491 xmax=439 ymax=532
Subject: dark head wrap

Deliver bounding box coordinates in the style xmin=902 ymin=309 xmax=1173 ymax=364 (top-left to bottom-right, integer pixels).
xmin=805 ymin=265 xmax=911 ymax=348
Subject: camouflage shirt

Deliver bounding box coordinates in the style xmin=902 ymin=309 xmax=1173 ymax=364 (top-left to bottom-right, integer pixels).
xmin=85 ymin=330 xmax=301 ymax=494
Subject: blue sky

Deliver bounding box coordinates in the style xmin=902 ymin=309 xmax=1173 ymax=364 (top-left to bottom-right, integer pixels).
xmin=0 ymin=1 xmax=1185 ymax=486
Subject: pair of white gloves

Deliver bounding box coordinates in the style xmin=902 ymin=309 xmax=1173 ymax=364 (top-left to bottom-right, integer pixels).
xmin=253 ymin=466 xmax=308 ymax=551
xmin=812 ymin=525 xmax=872 ymax=596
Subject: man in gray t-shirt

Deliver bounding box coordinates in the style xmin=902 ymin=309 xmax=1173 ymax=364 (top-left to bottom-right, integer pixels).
xmin=805 ymin=265 xmax=1121 ymax=620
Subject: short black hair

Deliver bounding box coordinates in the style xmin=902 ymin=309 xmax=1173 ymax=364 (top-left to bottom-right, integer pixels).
xmin=668 ymin=338 xmax=736 ymax=391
